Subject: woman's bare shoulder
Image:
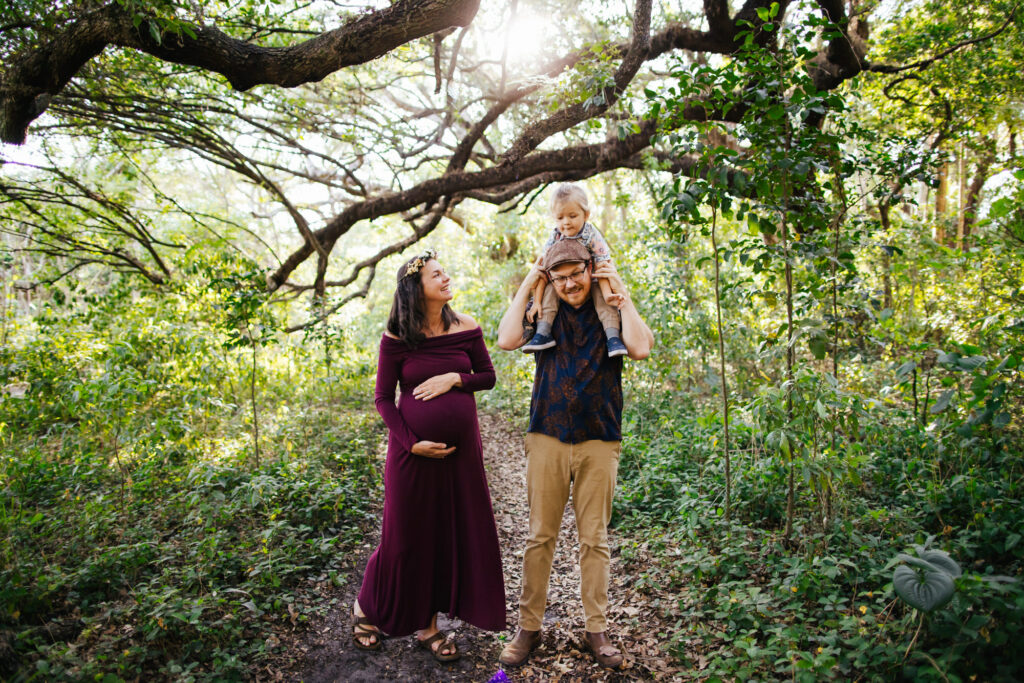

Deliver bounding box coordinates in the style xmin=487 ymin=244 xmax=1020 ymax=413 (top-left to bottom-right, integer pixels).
xmin=454 ymin=312 xmax=479 ymax=330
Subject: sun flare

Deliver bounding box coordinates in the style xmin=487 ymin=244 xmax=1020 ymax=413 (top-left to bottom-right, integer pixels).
xmin=502 ymin=10 xmax=548 ymax=65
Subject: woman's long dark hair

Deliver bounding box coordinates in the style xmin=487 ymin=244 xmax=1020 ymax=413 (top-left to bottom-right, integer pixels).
xmin=387 ymin=255 xmax=460 ymax=347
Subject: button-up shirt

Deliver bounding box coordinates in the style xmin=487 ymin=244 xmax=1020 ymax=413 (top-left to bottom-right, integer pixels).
xmin=528 ymin=299 xmax=623 ymax=443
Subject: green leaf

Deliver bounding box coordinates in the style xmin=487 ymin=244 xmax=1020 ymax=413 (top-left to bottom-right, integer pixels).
xmin=930 ymin=389 xmax=954 ymax=414
xmin=808 ymin=335 xmax=827 ymax=360
xmin=895 ymin=360 xmax=917 ymax=379
xmin=918 ymin=549 xmax=961 ymax=578
xmin=957 ymin=355 xmax=988 ymax=371
xmin=893 ymin=563 xmax=955 ymax=612
xmin=996 ymin=354 xmax=1019 ymax=371
xmin=678 ymin=193 xmax=696 ymax=213
xmin=780 ymin=433 xmax=792 ymax=459
xmin=1006 ymin=533 xmax=1022 ymax=552
xmin=989 ymin=197 xmax=1013 ymax=219
xmin=815 ymin=399 xmax=828 ymax=420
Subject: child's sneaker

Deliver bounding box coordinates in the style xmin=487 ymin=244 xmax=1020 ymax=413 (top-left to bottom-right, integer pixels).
xmin=522 ymin=331 xmax=556 ymax=353
xmin=607 ymin=335 xmax=628 ymax=357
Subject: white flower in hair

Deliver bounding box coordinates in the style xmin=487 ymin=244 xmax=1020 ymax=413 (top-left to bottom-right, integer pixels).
xmin=403 ymin=248 xmax=437 ymax=278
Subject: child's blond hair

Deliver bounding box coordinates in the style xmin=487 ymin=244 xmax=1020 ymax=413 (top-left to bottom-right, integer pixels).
xmin=548 ymin=183 xmax=590 ymax=215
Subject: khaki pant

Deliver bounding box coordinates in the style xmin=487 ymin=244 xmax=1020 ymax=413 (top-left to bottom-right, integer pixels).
xmin=519 ymin=432 xmax=621 ymax=633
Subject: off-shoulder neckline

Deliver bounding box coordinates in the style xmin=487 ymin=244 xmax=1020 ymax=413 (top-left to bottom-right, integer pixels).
xmin=381 ymin=326 xmax=482 ymax=345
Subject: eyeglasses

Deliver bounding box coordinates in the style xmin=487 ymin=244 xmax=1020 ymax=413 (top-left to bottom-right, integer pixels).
xmin=549 ymin=267 xmax=588 ymax=287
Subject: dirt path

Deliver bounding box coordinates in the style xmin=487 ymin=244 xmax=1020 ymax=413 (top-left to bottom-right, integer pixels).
xmin=271 ymin=413 xmax=680 ymax=682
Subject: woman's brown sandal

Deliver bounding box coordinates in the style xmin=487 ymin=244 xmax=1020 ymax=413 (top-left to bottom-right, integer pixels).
xmin=351 ymin=613 xmax=383 ymax=651
xmin=416 ymin=631 xmax=460 ymax=662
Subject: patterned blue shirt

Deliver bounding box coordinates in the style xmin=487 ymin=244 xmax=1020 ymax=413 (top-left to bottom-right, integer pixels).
xmin=528 ymin=299 xmax=623 ymax=444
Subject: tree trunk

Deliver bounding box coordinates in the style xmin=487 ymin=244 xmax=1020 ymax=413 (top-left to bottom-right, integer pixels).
xmin=242 ymin=322 xmax=262 ymax=469
xmin=1 ymin=280 xmax=7 ymax=347
xmin=602 ymin=172 xmax=616 ymax=233
xmin=251 ymin=340 xmax=261 ymax=468
xmin=960 ymin=150 xmax=995 ymax=251
xmin=710 ymin=206 xmax=731 ymax=521
xmin=781 ymin=189 xmax=796 ymax=540
xmin=783 ymin=209 xmax=795 ymax=541
xmin=956 ymin=141 xmax=966 ymax=248
xmin=827 ymin=156 xmax=848 ymax=529
xmin=879 ymin=202 xmax=893 ymax=310
xmin=934 ymin=160 xmax=948 ymax=244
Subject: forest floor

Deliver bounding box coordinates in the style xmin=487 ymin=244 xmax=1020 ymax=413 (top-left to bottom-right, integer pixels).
xmin=265 ymin=412 xmax=684 ymax=682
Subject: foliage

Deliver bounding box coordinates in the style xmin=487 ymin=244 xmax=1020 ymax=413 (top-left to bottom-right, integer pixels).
xmin=615 ymin=393 xmax=1024 ymax=681
xmin=0 ymin=270 xmax=382 ymax=680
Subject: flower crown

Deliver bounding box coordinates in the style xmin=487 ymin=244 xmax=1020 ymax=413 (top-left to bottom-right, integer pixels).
xmin=402 ymin=248 xmax=437 ymax=278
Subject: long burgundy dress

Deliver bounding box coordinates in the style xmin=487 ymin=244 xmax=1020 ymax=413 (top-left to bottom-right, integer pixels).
xmin=357 ymin=326 xmax=506 ymax=636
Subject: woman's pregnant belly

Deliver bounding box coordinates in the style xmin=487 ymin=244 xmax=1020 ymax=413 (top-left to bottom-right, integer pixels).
xmin=399 ymin=390 xmax=477 ymax=449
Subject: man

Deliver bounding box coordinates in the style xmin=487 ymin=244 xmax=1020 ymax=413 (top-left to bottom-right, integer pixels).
xmin=495 ymin=239 xmax=654 ymax=669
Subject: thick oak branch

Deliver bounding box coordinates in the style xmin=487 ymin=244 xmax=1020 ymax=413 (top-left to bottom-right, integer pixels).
xmin=0 ymin=0 xmax=480 ymax=143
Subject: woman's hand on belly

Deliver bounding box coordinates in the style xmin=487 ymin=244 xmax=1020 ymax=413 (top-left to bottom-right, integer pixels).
xmin=412 ymin=372 xmax=462 ymax=401
xmin=411 ymin=440 xmax=456 ymax=459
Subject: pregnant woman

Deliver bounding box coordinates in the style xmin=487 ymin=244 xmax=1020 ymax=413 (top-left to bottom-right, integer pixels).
xmin=351 ymin=249 xmax=505 ymax=662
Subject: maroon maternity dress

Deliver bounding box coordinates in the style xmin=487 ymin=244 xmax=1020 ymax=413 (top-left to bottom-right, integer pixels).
xmin=357 ymin=326 xmax=506 ymax=636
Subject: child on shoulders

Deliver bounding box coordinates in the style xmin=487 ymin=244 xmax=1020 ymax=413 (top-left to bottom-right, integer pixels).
xmin=523 ymin=183 xmax=627 ymax=357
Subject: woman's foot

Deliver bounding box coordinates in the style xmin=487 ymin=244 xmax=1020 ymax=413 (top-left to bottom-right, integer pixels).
xmin=352 ymin=602 xmax=382 ymax=651
xmin=415 ymin=627 xmax=460 ymax=662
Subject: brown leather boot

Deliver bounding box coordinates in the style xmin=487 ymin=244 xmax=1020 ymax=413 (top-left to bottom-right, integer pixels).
xmin=584 ymin=631 xmax=624 ymax=669
xmin=498 ymin=628 xmax=542 ymax=668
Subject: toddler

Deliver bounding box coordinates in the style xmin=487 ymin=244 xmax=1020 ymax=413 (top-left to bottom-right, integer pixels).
xmin=522 ymin=183 xmax=627 ymax=357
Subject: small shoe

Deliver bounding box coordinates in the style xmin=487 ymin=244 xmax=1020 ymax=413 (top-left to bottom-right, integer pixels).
xmin=522 ymin=332 xmax=556 ymax=353
xmin=351 ymin=612 xmax=383 ymax=652
xmin=416 ymin=630 xmax=460 ymax=663
xmin=498 ymin=628 xmax=542 ymax=668
xmin=606 ymin=336 xmax=628 ymax=357
xmin=584 ymin=631 xmax=623 ymax=669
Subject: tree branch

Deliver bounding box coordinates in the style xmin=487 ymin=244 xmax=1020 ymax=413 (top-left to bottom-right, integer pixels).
xmin=1 ymin=0 xmax=481 ymax=143
xmin=806 ymin=0 xmax=867 ymax=91
xmin=283 ymin=265 xmax=377 ymax=333
xmin=501 ymin=0 xmax=652 ymax=165
xmin=865 ymin=6 xmax=1018 ymax=76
